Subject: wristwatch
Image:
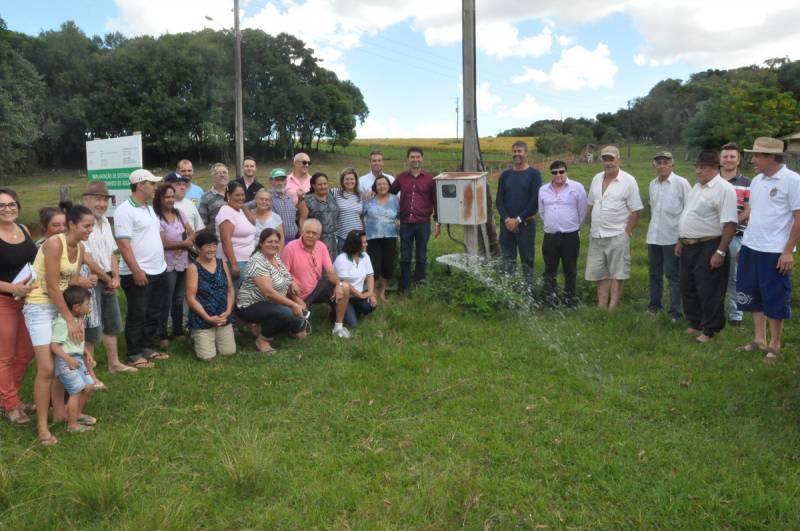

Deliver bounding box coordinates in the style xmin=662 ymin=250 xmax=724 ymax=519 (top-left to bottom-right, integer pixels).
xmin=715 ymin=249 xmax=726 ymax=257
xmin=516 ymin=216 xmax=523 ymax=224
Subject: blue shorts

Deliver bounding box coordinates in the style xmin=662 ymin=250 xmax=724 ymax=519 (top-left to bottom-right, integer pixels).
xmin=54 ymin=355 xmax=94 ymax=396
xmin=736 ymin=245 xmax=792 ymax=320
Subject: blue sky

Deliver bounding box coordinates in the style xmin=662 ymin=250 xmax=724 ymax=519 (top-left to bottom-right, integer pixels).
xmin=3 ymin=0 xmax=798 ymax=138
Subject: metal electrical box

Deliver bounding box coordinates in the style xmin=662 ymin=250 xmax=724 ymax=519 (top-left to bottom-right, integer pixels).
xmin=434 ymin=171 xmax=488 ymax=225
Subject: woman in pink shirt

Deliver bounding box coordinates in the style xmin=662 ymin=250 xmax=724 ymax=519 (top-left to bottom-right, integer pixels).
xmin=216 ymin=181 xmax=256 ymax=288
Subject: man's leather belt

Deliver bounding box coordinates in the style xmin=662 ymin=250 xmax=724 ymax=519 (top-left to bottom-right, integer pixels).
xmin=679 ymin=235 xmax=719 ymax=245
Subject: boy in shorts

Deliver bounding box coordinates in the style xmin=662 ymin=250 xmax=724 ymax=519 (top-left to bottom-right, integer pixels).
xmin=50 ymin=286 xmax=96 ymax=433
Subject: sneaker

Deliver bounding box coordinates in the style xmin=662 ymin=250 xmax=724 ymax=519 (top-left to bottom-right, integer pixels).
xmin=332 ymin=327 xmax=351 ymax=339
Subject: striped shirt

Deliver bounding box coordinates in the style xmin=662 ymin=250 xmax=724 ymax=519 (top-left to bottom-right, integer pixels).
xmin=237 ymin=253 xmax=294 ymax=308
xmin=334 ymin=189 xmax=364 ymax=239
xmin=726 ymin=173 xmax=751 ymax=236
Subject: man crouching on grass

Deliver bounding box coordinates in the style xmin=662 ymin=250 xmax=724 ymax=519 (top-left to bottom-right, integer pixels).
xmin=51 ymin=286 xmax=97 ymax=434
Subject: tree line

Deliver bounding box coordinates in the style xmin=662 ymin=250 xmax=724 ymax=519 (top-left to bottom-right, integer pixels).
xmin=500 ymin=58 xmax=800 ymax=156
xmin=0 ymin=17 xmax=368 ymax=173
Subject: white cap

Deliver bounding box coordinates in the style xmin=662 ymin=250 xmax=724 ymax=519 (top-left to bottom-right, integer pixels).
xmin=129 ymin=169 xmax=162 ymax=184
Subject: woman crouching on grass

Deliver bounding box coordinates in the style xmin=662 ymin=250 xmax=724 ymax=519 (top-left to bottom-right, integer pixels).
xmin=185 ymin=230 xmax=236 ymax=360
xmin=236 ymin=228 xmax=308 ymax=353
xmin=24 ymin=203 xmax=97 ymax=447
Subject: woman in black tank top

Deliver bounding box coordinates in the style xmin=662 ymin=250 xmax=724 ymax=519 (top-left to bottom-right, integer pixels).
xmin=0 ymin=187 xmax=38 ymax=426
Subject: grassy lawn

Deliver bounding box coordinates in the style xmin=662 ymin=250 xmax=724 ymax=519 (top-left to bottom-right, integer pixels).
xmin=1 ymin=145 xmax=800 ymax=528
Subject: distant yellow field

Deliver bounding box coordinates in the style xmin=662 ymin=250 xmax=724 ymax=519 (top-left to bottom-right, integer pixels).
xmin=351 ymin=137 xmax=536 ymax=153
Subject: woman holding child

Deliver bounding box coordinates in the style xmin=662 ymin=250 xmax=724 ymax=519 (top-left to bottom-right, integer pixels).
xmin=0 ymin=188 xmax=38 ymax=425
xmin=24 ymin=202 xmax=97 ymax=447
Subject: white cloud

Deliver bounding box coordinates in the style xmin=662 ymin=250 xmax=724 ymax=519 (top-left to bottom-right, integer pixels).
xmin=512 ymin=43 xmax=618 ymax=91
xmin=476 ymin=82 xmax=502 ymax=112
xmin=413 ymin=120 xmax=457 ymax=138
xmin=627 ymin=0 xmax=800 ymax=69
xmin=496 ymin=94 xmax=559 ymax=120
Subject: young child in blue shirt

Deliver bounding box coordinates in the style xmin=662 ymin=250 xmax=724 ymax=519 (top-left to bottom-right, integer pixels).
xmin=50 ymin=286 xmax=96 ymax=433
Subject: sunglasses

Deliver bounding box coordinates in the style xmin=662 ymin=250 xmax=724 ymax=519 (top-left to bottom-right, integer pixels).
xmin=297 ymin=161 xmax=312 ymax=166
xmin=550 ymin=169 xmax=566 ymax=175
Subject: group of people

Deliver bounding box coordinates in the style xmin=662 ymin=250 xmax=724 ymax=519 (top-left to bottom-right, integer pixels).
xmin=497 ymin=138 xmax=800 ymax=361
xmin=0 ymin=146 xmax=445 ymax=446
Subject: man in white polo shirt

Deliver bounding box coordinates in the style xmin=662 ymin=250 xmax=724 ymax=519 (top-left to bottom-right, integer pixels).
xmin=676 ymin=151 xmax=738 ymax=343
xmin=115 ymin=169 xmax=169 ymax=368
xmin=646 ymin=150 xmax=691 ymax=322
xmin=585 ymin=145 xmax=644 ymax=310
xmin=736 ymin=137 xmax=800 ymax=361
xmin=358 ymin=151 xmax=394 ymax=197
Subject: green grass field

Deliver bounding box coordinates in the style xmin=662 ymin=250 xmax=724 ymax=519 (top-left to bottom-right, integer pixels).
xmin=1 ymin=145 xmax=800 ymax=528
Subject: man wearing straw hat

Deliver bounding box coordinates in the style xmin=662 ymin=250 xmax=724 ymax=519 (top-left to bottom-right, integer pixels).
xmin=735 ymin=137 xmax=800 ymax=361
xmin=676 ymin=151 xmax=738 ymax=343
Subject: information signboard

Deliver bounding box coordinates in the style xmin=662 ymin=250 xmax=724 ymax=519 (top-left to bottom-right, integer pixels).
xmin=85 ymin=133 xmax=143 ymax=216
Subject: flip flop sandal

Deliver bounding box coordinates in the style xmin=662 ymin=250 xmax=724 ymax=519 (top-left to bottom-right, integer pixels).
xmin=736 ymin=341 xmax=766 ymax=352
xmin=77 ymin=415 xmax=97 ymax=426
xmin=131 ymin=359 xmax=155 ymax=369
xmin=39 ymin=434 xmax=59 ymax=447
xmin=109 ymin=365 xmax=138 ymax=374
xmin=149 ymin=352 xmax=170 ymax=360
xmin=763 ymin=349 xmax=779 ymax=363
xmin=68 ymin=424 xmax=95 ymax=434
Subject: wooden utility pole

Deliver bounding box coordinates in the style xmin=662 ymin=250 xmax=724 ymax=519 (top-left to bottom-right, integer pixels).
xmin=234 ymin=0 xmax=244 ymax=178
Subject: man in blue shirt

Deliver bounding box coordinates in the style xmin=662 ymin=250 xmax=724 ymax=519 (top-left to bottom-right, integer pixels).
xmin=495 ymin=140 xmax=542 ymax=290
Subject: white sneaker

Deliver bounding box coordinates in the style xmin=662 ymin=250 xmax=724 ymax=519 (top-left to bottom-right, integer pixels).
xmin=332 ymin=327 xmax=351 ymax=338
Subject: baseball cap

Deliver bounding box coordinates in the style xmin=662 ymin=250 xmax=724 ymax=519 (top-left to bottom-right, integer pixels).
xmin=164 ymin=171 xmax=188 ymax=183
xmin=599 ymin=146 xmax=620 ymax=159
xmin=653 ymin=150 xmax=673 ymax=160
xmin=270 ymin=168 xmax=288 ymax=179
xmin=129 ymin=169 xmax=162 ymax=184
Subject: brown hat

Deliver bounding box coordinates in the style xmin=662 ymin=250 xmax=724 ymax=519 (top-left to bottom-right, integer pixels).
xmin=744 ymin=137 xmax=784 ymax=154
xmin=694 ymin=150 xmax=720 ymax=167
xmin=599 ymin=145 xmax=620 ymax=159
xmin=83 ymin=180 xmax=113 ymax=198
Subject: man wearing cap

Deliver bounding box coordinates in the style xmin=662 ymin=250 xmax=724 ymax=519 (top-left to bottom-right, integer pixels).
xmin=496 ymin=140 xmax=542 ymax=290
xmin=80 ymin=181 xmax=134 ymax=374
xmin=719 ymin=143 xmax=751 ymax=328
xmin=646 ymin=150 xmax=691 ymax=321
xmin=676 ymin=151 xmax=738 ymax=343
xmin=236 ymin=156 xmax=264 ymax=203
xmin=268 ymin=168 xmax=299 ymax=242
xmin=585 ymin=145 xmax=644 ymax=310
xmin=165 ymin=172 xmax=204 ymax=232
xmin=285 ymin=152 xmax=313 ymax=205
xmin=114 ymin=169 xmax=169 ymax=368
xmin=358 ymin=151 xmax=394 ymax=197
xmin=176 ymin=159 xmax=204 ymax=204
xmin=198 ymin=163 xmax=230 ymax=234
xmin=736 ymin=137 xmax=800 ymax=360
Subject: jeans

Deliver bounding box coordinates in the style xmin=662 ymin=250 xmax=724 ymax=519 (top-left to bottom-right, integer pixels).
xmin=542 ymin=230 xmax=580 ymax=306
xmin=727 ymin=234 xmax=743 ymax=321
xmin=499 ymin=220 xmax=536 ymax=287
xmin=399 ymin=222 xmax=431 ymax=292
xmin=236 ymin=301 xmax=306 ymax=339
xmin=648 ymin=243 xmax=682 ymax=319
xmin=158 ymin=270 xmax=186 ymax=339
xmin=344 ymin=298 xmax=376 ymax=327
xmin=121 ymin=272 xmax=166 ymax=362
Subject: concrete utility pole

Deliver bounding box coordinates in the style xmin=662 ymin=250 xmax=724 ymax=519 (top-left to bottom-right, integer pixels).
xmin=461 ymin=0 xmax=499 ymax=257
xmin=234 ymin=0 xmax=244 ymax=179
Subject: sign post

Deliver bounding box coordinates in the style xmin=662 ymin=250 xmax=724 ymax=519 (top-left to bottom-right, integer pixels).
xmin=85 ymin=133 xmax=143 ymax=216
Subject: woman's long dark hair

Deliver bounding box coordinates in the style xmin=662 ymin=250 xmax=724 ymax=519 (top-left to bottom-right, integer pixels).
xmin=153 ymin=183 xmax=185 ymax=225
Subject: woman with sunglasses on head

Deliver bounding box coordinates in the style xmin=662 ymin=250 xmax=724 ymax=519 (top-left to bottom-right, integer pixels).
xmin=216 ymin=181 xmax=256 ymax=288
xmin=363 ymin=174 xmax=399 ymax=301
xmin=538 ymin=160 xmax=587 ymax=308
xmin=0 ymin=188 xmax=38 ymax=426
